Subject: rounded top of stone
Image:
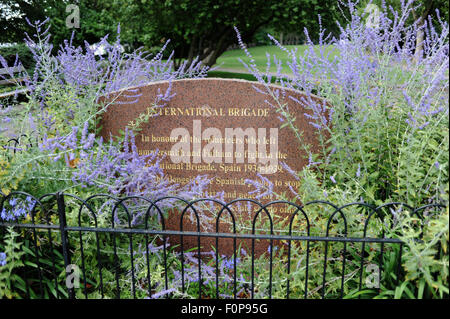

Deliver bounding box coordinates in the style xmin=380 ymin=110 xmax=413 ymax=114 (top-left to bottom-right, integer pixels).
xmin=110 ymin=77 xmax=326 ymax=102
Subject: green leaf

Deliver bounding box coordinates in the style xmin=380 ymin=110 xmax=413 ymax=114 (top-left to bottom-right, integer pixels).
xmin=417 ymin=279 xmax=425 ymax=299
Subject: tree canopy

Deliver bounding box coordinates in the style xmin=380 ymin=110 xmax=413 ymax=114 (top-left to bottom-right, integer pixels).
xmin=1 ymin=1 xmax=447 ymax=67
xmin=0 ymin=0 xmax=117 ymax=46
xmin=1 ymin=0 xmax=344 ymax=67
xmin=110 ymin=0 xmax=344 ymax=67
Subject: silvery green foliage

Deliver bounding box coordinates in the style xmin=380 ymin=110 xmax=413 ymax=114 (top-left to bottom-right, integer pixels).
xmin=0 ymin=18 xmax=212 ymax=215
xmin=238 ymin=0 xmax=448 ymax=207
xmin=0 ymin=227 xmax=24 ymax=299
xmin=236 ymin=0 xmax=448 ymax=299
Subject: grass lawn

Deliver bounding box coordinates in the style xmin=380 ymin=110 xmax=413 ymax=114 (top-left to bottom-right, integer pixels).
xmin=213 ymin=44 xmax=337 ymax=75
xmin=207 ymin=70 xmax=283 ymax=83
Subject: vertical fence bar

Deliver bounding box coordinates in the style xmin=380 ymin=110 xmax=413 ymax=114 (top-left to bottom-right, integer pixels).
xmin=268 ymin=238 xmax=273 ymax=299
xmin=286 ymin=237 xmax=292 ymax=299
xmin=22 ymin=238 xmax=31 ymax=298
xmin=250 ymin=236 xmax=255 ymax=298
xmin=46 ymin=226 xmax=60 ymax=298
xmin=163 ymin=236 xmax=169 ymax=299
xmin=57 ymin=192 xmax=75 ymax=299
xmin=304 ymin=240 xmax=310 ymax=299
xmin=180 ymin=233 xmax=185 ymax=294
xmin=378 ymin=241 xmax=385 ymax=295
xmin=112 ymin=234 xmax=121 ymax=298
xmin=197 ymin=227 xmax=202 ymax=299
xmin=78 ymin=228 xmax=88 ymax=299
xmin=215 ymin=234 xmax=220 ymax=299
xmin=340 ymin=242 xmax=347 ymax=299
xmin=321 ymin=241 xmax=329 ymax=299
xmin=129 ymin=232 xmax=136 ymax=299
xmin=145 ymin=229 xmax=152 ymax=298
xmin=96 ymin=232 xmax=105 ymax=299
xmin=396 ymin=243 xmax=403 ymax=287
xmin=30 ymin=215 xmax=44 ymax=297
xmin=358 ymin=241 xmax=366 ymax=298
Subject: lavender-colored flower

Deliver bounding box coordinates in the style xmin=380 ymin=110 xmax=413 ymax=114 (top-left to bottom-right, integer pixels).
xmin=0 ymin=18 xmax=215 ymax=228
xmin=281 ymin=161 xmax=300 ymax=180
xmin=330 ymin=176 xmax=337 ymax=184
xmin=307 ymin=153 xmax=322 ymax=168
xmin=267 ymin=245 xmax=278 ymax=254
xmin=222 ymin=255 xmax=240 ymax=270
xmin=0 ymin=196 xmax=34 ymax=221
xmin=150 ymin=288 xmax=176 ymax=299
xmin=356 ymin=164 xmax=361 ymax=178
xmin=0 ymin=252 xmax=6 ymax=267
xmin=245 ymin=173 xmax=274 ymax=200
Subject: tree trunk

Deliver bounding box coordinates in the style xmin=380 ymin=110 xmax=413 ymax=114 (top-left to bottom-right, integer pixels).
xmin=201 ymin=29 xmax=233 ymax=67
xmin=182 ymin=16 xmax=273 ymax=69
xmin=187 ymin=36 xmax=198 ymax=66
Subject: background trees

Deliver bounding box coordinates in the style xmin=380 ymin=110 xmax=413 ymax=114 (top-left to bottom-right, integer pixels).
xmin=0 ymin=0 xmax=116 ymax=46
xmin=0 ymin=0 xmax=448 ymax=67
xmin=0 ymin=0 xmax=344 ymax=66
xmin=358 ymin=0 xmax=449 ymax=61
xmin=111 ymin=0 xmax=344 ymax=67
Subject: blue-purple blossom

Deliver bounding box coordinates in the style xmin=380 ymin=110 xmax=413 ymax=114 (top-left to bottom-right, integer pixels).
xmin=232 ymin=1 xmax=448 ymax=209
xmin=307 ymin=153 xmax=322 ymax=168
xmin=281 ymin=162 xmax=300 ymax=180
xmin=267 ymin=245 xmax=278 ymax=254
xmin=150 ymin=288 xmax=176 ymax=299
xmin=245 ymin=173 xmax=274 ymax=200
xmin=0 ymin=18 xmax=218 ymax=228
xmin=0 ymin=196 xmax=35 ymax=221
xmin=0 ymin=252 xmax=6 ymax=267
xmin=221 ymin=255 xmax=240 ymax=270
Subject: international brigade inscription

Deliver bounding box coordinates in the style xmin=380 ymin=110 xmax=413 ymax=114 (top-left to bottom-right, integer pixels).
xmin=99 ymin=78 xmax=328 ymax=255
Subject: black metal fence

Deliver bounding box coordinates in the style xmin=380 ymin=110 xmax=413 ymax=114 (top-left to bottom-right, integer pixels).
xmin=0 ymin=191 xmax=446 ymax=299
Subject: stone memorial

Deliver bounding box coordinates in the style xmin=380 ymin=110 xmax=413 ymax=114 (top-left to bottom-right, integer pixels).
xmin=99 ymin=78 xmax=328 ymax=255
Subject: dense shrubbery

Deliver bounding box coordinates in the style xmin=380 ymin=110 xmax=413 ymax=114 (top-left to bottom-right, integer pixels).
xmin=0 ymin=1 xmax=448 ymax=299
xmin=0 ymin=18 xmax=213 ymax=298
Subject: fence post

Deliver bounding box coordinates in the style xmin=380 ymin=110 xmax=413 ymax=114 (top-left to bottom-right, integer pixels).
xmin=57 ymin=192 xmax=75 ymax=299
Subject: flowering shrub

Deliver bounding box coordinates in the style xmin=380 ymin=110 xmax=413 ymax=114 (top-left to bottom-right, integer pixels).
xmin=0 ymin=18 xmax=210 ymax=199
xmin=238 ymin=2 xmax=448 ymax=206
xmin=0 ymin=18 xmax=213 ymax=299
xmin=237 ymin=0 xmax=448 ymax=298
